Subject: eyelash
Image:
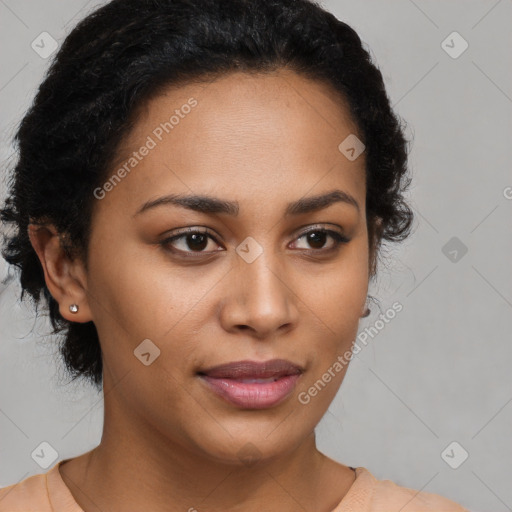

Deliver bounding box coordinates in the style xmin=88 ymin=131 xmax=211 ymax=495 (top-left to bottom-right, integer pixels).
xmin=159 ymin=226 xmax=350 ymax=258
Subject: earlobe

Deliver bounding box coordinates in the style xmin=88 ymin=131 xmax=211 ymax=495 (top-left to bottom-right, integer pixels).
xmin=27 ymin=223 xmax=93 ymax=323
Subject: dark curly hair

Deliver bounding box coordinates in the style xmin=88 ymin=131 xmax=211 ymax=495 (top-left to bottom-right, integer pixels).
xmin=0 ymin=0 xmax=414 ymax=390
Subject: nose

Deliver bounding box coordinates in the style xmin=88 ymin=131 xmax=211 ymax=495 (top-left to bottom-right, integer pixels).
xmin=219 ymin=252 xmax=299 ymax=339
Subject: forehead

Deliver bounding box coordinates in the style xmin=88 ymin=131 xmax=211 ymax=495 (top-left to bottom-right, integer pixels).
xmin=100 ymin=68 xmax=366 ymax=216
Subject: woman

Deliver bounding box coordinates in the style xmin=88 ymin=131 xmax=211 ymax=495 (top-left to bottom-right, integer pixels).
xmin=0 ymin=0 xmax=470 ymax=510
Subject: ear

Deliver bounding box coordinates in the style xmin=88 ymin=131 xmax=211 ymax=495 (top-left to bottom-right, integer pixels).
xmin=27 ymin=223 xmax=93 ymax=323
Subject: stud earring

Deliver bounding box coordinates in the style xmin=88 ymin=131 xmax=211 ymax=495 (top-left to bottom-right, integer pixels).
xmin=69 ymin=304 xmax=79 ymax=314
xmin=361 ymin=307 xmax=371 ymax=318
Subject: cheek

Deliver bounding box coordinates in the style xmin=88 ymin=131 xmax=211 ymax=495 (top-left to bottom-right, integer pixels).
xmin=86 ymin=232 xmax=182 ymax=333
xmin=296 ymin=238 xmax=368 ymax=398
xmin=304 ymin=240 xmax=369 ymax=332
xmin=85 ymin=236 xmax=220 ymax=377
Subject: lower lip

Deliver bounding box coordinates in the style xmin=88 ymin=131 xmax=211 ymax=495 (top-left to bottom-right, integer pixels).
xmin=199 ymin=374 xmax=301 ymax=409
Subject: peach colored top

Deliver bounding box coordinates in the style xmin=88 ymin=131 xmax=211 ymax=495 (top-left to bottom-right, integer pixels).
xmin=0 ymin=460 xmax=470 ymax=511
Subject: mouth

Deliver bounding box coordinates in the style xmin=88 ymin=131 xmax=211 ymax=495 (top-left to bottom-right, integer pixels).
xmin=197 ymin=359 xmax=304 ymax=409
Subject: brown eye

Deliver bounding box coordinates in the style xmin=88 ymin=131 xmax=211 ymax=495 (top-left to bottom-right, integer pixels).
xmin=159 ymin=228 xmax=222 ymax=256
xmin=181 ymin=232 xmax=209 ymax=251
xmin=305 ymin=231 xmax=328 ymax=250
xmin=291 ymin=228 xmax=349 ymax=252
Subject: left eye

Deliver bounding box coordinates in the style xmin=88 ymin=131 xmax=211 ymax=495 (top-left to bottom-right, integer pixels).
xmin=160 ymin=227 xmax=349 ymax=256
xmin=292 ymin=229 xmax=349 ymax=251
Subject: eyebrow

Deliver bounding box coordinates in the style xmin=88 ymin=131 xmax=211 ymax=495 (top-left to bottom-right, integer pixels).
xmin=133 ymin=189 xmax=360 ymax=217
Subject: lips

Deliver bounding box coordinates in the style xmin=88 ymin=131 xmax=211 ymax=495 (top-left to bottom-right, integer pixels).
xmin=198 ymin=358 xmax=304 ymax=380
xmin=197 ymin=359 xmax=304 ymax=409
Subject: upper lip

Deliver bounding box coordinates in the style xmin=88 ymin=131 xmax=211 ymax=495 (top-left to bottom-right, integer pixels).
xmin=198 ymin=359 xmax=304 ymax=379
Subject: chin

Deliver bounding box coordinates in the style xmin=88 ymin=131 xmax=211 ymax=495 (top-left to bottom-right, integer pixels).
xmin=192 ymin=431 xmax=296 ymax=467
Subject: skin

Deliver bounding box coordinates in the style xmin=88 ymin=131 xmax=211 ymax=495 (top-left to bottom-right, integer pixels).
xmin=28 ymin=68 xmax=376 ymax=512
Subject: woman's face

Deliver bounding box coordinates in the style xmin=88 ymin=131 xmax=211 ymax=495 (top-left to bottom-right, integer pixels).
xmin=84 ymin=69 xmax=370 ymax=464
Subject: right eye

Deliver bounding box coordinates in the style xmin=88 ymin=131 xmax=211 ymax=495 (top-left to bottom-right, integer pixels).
xmin=159 ymin=227 xmax=224 ymax=257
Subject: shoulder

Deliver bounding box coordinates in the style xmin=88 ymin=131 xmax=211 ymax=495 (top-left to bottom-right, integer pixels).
xmin=359 ymin=467 xmax=470 ymax=511
xmin=0 ymin=470 xmax=52 ymax=511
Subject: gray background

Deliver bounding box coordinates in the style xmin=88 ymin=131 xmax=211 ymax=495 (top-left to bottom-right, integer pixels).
xmin=0 ymin=1 xmax=511 ymax=510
